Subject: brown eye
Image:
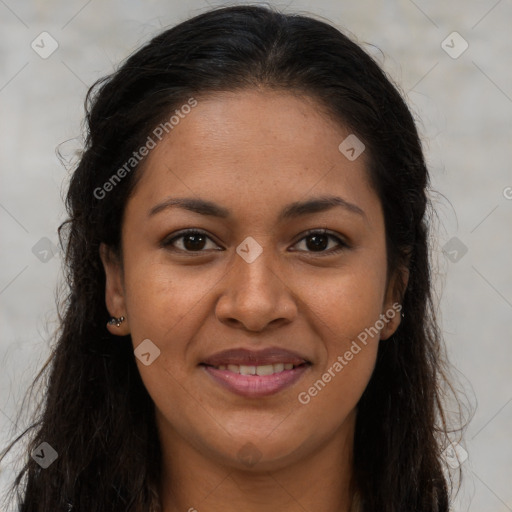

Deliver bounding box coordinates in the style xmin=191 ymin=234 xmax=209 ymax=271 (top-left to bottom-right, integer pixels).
xmin=293 ymin=229 xmax=348 ymax=254
xmin=162 ymin=229 xmax=348 ymax=255
xmin=162 ymin=230 xmax=220 ymax=252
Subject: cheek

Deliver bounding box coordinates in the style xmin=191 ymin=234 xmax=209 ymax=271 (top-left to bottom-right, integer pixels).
xmin=121 ymin=260 xmax=211 ymax=429
xmin=295 ymin=257 xmax=385 ymax=410
xmin=297 ymin=275 xmax=382 ymax=423
xmin=301 ymin=256 xmax=387 ymax=345
xmin=298 ymin=345 xmax=378 ymax=441
xmin=122 ymin=255 xmax=213 ymax=346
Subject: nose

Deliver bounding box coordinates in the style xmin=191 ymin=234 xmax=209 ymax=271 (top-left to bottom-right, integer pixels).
xmin=214 ymin=246 xmax=298 ymax=332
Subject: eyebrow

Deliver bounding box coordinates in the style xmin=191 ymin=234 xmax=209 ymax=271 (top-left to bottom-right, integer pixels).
xmin=148 ymin=195 xmax=366 ymax=222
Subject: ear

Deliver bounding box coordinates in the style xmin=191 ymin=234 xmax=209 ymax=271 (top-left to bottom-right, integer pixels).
xmin=99 ymin=242 xmax=130 ymax=336
xmin=380 ymin=265 xmax=409 ymax=340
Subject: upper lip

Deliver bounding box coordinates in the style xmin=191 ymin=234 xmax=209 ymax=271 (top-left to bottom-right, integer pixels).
xmin=201 ymin=347 xmax=310 ymax=367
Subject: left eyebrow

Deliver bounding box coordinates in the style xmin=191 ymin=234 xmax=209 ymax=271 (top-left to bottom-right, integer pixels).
xmin=148 ymin=195 xmax=367 ymax=222
xmin=278 ymin=195 xmax=366 ymax=222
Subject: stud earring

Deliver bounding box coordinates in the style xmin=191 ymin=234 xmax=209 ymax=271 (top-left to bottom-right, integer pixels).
xmin=108 ymin=316 xmax=125 ymax=327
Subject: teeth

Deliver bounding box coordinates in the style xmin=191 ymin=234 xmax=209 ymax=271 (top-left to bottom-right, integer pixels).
xmin=239 ymin=365 xmax=256 ymax=375
xmin=256 ymin=364 xmax=274 ymax=376
xmin=214 ymin=363 xmax=299 ymax=375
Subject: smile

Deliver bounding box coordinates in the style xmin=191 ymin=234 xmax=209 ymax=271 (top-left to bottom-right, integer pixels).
xmin=200 ymin=361 xmax=311 ymax=397
xmin=207 ymin=363 xmax=300 ymax=375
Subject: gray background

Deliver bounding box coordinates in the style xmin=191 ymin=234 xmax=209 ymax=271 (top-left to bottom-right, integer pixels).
xmin=0 ymin=0 xmax=511 ymax=510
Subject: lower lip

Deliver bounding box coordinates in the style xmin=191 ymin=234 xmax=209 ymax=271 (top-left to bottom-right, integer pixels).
xmin=201 ymin=364 xmax=310 ymax=398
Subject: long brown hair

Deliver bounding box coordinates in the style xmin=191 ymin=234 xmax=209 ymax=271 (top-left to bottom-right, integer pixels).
xmin=1 ymin=5 xmax=466 ymax=511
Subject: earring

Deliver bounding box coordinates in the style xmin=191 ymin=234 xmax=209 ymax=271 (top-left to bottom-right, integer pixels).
xmin=108 ymin=316 xmax=125 ymax=327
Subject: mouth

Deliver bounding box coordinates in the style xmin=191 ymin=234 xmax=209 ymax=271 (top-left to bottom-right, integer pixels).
xmin=201 ymin=362 xmax=304 ymax=375
xmin=200 ymin=347 xmax=311 ymax=398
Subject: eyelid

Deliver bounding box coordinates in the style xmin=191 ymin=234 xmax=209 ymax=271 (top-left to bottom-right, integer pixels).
xmin=290 ymin=228 xmax=349 ymax=253
xmin=161 ymin=229 xmax=221 ymax=251
xmin=161 ymin=228 xmax=349 ymax=254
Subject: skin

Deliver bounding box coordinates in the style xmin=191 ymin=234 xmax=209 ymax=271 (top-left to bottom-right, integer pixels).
xmin=100 ymin=89 xmax=407 ymax=512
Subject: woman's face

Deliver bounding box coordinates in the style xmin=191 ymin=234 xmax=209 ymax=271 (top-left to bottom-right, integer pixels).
xmin=101 ymin=89 xmax=404 ymax=471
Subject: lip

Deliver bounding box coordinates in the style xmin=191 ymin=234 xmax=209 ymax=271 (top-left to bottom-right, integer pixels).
xmin=201 ymin=347 xmax=309 ymax=367
xmin=201 ymin=363 xmax=311 ymax=398
xmin=200 ymin=347 xmax=311 ymax=398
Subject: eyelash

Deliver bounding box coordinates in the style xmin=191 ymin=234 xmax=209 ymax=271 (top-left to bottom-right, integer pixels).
xmin=161 ymin=228 xmax=349 ymax=255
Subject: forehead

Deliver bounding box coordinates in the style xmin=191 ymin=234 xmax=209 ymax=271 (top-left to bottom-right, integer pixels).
xmin=126 ymin=89 xmax=381 ymax=227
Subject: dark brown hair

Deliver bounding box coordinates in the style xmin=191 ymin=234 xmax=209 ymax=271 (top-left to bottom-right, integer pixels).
xmin=1 ymin=5 xmax=465 ymax=511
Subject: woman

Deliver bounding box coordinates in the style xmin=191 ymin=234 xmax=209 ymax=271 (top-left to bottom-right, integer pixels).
xmin=1 ymin=4 xmax=464 ymax=511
